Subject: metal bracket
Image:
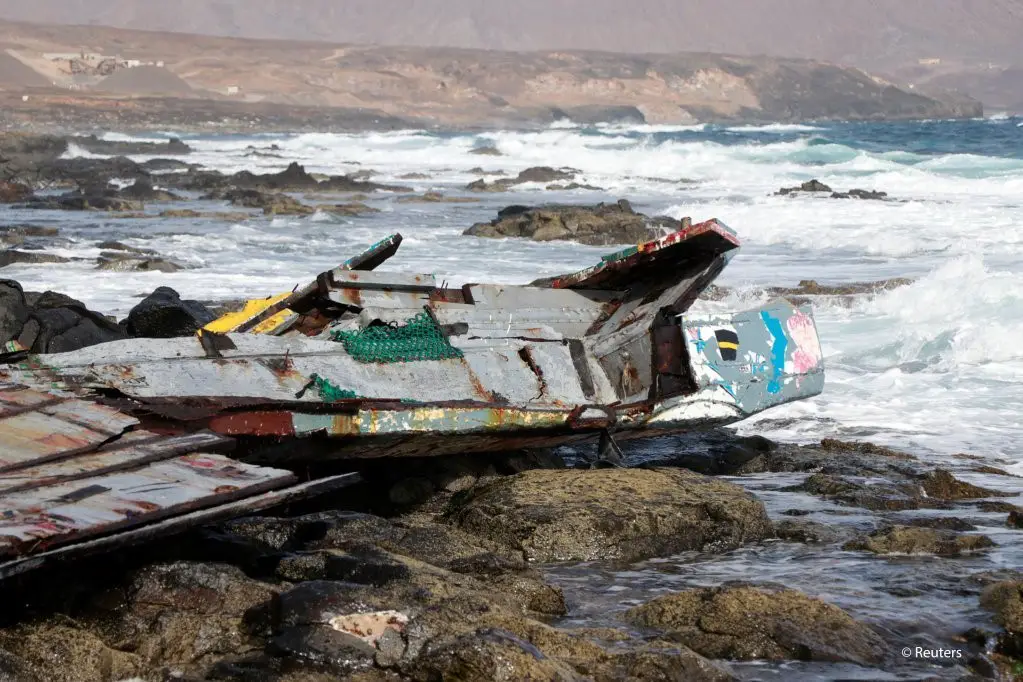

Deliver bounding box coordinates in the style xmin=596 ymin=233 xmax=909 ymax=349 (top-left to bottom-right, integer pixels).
xmin=593 ymin=429 xmax=624 ymax=468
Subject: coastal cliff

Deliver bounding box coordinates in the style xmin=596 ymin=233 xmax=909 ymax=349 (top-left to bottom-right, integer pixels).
xmin=0 ymin=20 xmax=981 ymax=130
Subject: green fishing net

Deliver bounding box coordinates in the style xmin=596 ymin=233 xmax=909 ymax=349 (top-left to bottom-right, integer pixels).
xmin=307 ymin=373 xmax=359 ymax=401
xmin=330 ymin=309 xmax=464 ymax=363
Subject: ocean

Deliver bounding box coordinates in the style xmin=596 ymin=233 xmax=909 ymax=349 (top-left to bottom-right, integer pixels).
xmin=5 ymin=116 xmax=1020 ymax=463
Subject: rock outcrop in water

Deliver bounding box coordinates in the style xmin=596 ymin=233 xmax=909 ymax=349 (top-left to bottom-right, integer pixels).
xmin=0 ymin=280 xmax=127 ymax=353
xmin=775 ymin=179 xmax=889 ymax=200
xmin=447 ymin=467 xmax=773 ymax=562
xmin=465 ymin=199 xmax=683 ymax=246
xmin=624 ymin=584 xmax=887 ymax=666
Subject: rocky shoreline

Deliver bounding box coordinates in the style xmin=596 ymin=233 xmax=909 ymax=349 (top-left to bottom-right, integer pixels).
xmin=0 ymin=434 xmax=1020 ymax=681
xmin=1 ymin=130 xmax=1020 ymax=681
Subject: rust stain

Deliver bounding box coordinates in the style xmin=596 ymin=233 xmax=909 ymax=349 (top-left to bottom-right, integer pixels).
xmin=464 ymin=366 xmax=495 ymax=402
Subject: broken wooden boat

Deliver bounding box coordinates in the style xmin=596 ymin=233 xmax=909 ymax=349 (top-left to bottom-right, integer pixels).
xmin=0 ymin=218 xmax=824 ymax=576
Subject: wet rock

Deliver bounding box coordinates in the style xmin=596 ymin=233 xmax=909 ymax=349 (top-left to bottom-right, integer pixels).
xmin=831 ymin=188 xmax=888 ymax=200
xmin=776 ymin=179 xmax=832 ymax=194
xmin=469 ymin=145 xmax=502 ymax=156
xmin=921 ymin=469 xmax=1011 ymax=500
xmin=902 ymin=516 xmax=979 ymax=531
xmin=980 ymin=581 xmax=1023 ymax=658
xmin=118 ymin=179 xmax=182 ymax=202
xmin=465 ymin=199 xmax=681 ymax=246
xmin=140 ymin=158 xmax=195 ymax=172
xmin=973 ymin=501 xmax=1023 ymax=513
xmin=843 ymin=525 xmax=996 ymax=556
xmin=624 ymin=584 xmax=885 ymax=666
xmin=395 ymin=191 xmax=479 ymax=203
xmin=96 ymin=254 xmax=184 ymax=272
xmin=269 ymin=625 xmax=377 ymax=675
xmin=25 ymin=193 xmax=144 ymax=212
xmin=0 ymin=250 xmax=69 ymax=268
xmin=208 ymin=187 xmax=315 ymax=215
xmin=0 ymin=180 xmax=32 ymax=203
xmin=1008 ymin=511 xmax=1023 ymax=529
xmin=791 ymin=473 xmax=934 ymax=511
xmin=0 ymin=624 xmax=141 ymax=682
xmin=407 ymin=628 xmax=585 ymax=681
xmin=275 ymin=548 xmax=412 ymax=586
xmin=82 ymin=561 xmax=279 ymax=674
xmin=73 ymin=134 xmax=192 ymax=156
xmin=447 ymin=467 xmax=772 ymax=562
xmin=546 ymin=182 xmax=605 ymax=191
xmin=125 ymin=286 xmax=217 ymax=338
xmin=773 ymin=519 xmax=846 ymax=544
xmin=20 ymin=290 xmax=127 ymax=353
xmin=466 ymin=166 xmax=578 ymax=192
xmin=0 ymin=225 xmax=59 ymax=238
xmin=398 ymin=172 xmax=432 ymax=179
xmin=765 ymin=278 xmax=914 ymax=301
xmin=160 ymin=208 xmax=203 ymax=218
xmin=972 ymin=465 xmax=1019 ymax=477
xmin=323 ymin=201 xmax=381 ymax=216
xmin=95 ymin=240 xmax=156 ymax=255
xmin=0 ymin=280 xmax=29 ymax=342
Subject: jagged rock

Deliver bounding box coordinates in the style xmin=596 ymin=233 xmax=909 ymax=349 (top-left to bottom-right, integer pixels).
xmin=73 ymin=134 xmax=192 ymax=156
xmin=469 ymin=145 xmax=502 ymax=156
xmin=0 ymin=624 xmax=141 ymax=682
xmin=18 ymin=290 xmax=127 ymax=353
xmin=773 ymin=519 xmax=846 ymax=544
xmin=323 ymin=202 xmax=381 ymax=216
xmin=831 ymin=188 xmax=888 ymax=200
xmin=776 ymin=179 xmax=888 ymax=200
xmin=95 ymin=240 xmax=156 ymax=255
xmin=624 ymin=584 xmax=885 ymax=666
xmin=25 ymin=193 xmax=144 ymax=212
xmin=0 ymin=250 xmax=69 ymax=268
xmin=118 ymin=179 xmax=182 ymax=202
xmin=466 ymin=166 xmax=579 ymax=192
xmin=546 ymin=182 xmax=605 ymax=191
xmin=398 ymin=172 xmax=432 ymax=179
xmin=777 ymin=179 xmax=832 ymax=194
xmin=207 ymin=187 xmax=314 ymax=215
xmin=843 ymin=525 xmax=996 ymax=556
xmin=902 ymin=517 xmax=978 ymax=531
xmin=125 ymin=286 xmax=217 ymax=338
xmin=96 ymin=255 xmax=183 ymax=272
xmin=0 ymin=279 xmax=29 ymax=342
xmin=396 ymin=192 xmax=479 ymax=203
xmin=0 ymin=180 xmax=32 ymax=203
xmin=447 ymin=467 xmax=772 ymax=562
xmin=464 ymin=199 xmax=680 ymax=246
xmin=140 ymin=158 xmax=195 ymax=172
xmin=921 ymin=469 xmax=1009 ymax=500
xmin=980 ymin=581 xmax=1023 ymax=659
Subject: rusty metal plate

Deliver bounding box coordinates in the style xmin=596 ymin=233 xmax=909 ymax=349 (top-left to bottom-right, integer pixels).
xmin=0 ymin=453 xmax=295 ymax=558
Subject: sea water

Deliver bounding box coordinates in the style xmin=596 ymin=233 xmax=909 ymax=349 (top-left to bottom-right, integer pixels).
xmin=6 ymin=117 xmax=1020 ymax=464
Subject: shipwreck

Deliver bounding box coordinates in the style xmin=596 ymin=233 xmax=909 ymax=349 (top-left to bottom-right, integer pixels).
xmin=0 ymin=218 xmax=824 ymax=578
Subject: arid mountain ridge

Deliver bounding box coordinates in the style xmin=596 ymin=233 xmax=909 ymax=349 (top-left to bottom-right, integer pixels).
xmin=0 ymin=16 xmax=987 ymax=131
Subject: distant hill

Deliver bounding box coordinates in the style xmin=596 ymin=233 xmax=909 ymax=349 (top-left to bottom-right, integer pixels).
xmin=0 ymin=0 xmax=1021 ymax=70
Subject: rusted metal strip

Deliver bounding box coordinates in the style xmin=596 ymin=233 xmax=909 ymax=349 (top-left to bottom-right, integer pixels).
xmin=0 ymin=432 xmax=232 ymax=495
xmin=0 ymin=473 xmax=361 ymax=580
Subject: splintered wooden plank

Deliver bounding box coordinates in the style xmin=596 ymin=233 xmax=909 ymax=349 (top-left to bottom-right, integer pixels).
xmin=0 ymin=453 xmax=295 ymax=558
xmin=0 ymin=431 xmax=233 ymax=496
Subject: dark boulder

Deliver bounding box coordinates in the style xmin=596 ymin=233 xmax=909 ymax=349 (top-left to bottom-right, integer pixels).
xmin=0 ymin=250 xmax=70 ymax=268
xmin=19 ymin=290 xmax=127 ymax=354
xmin=118 ymin=179 xmax=182 ymax=202
xmin=777 ymin=179 xmax=833 ymax=194
xmin=0 ymin=180 xmax=32 ymax=203
xmin=125 ymin=287 xmax=217 ymax=338
xmin=73 ymin=135 xmax=192 ymax=156
xmin=205 ymin=188 xmax=314 ymax=215
xmin=624 ymin=584 xmax=886 ymax=667
xmin=465 ymin=199 xmax=681 ymax=246
xmin=0 ymin=280 xmax=29 ymax=342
